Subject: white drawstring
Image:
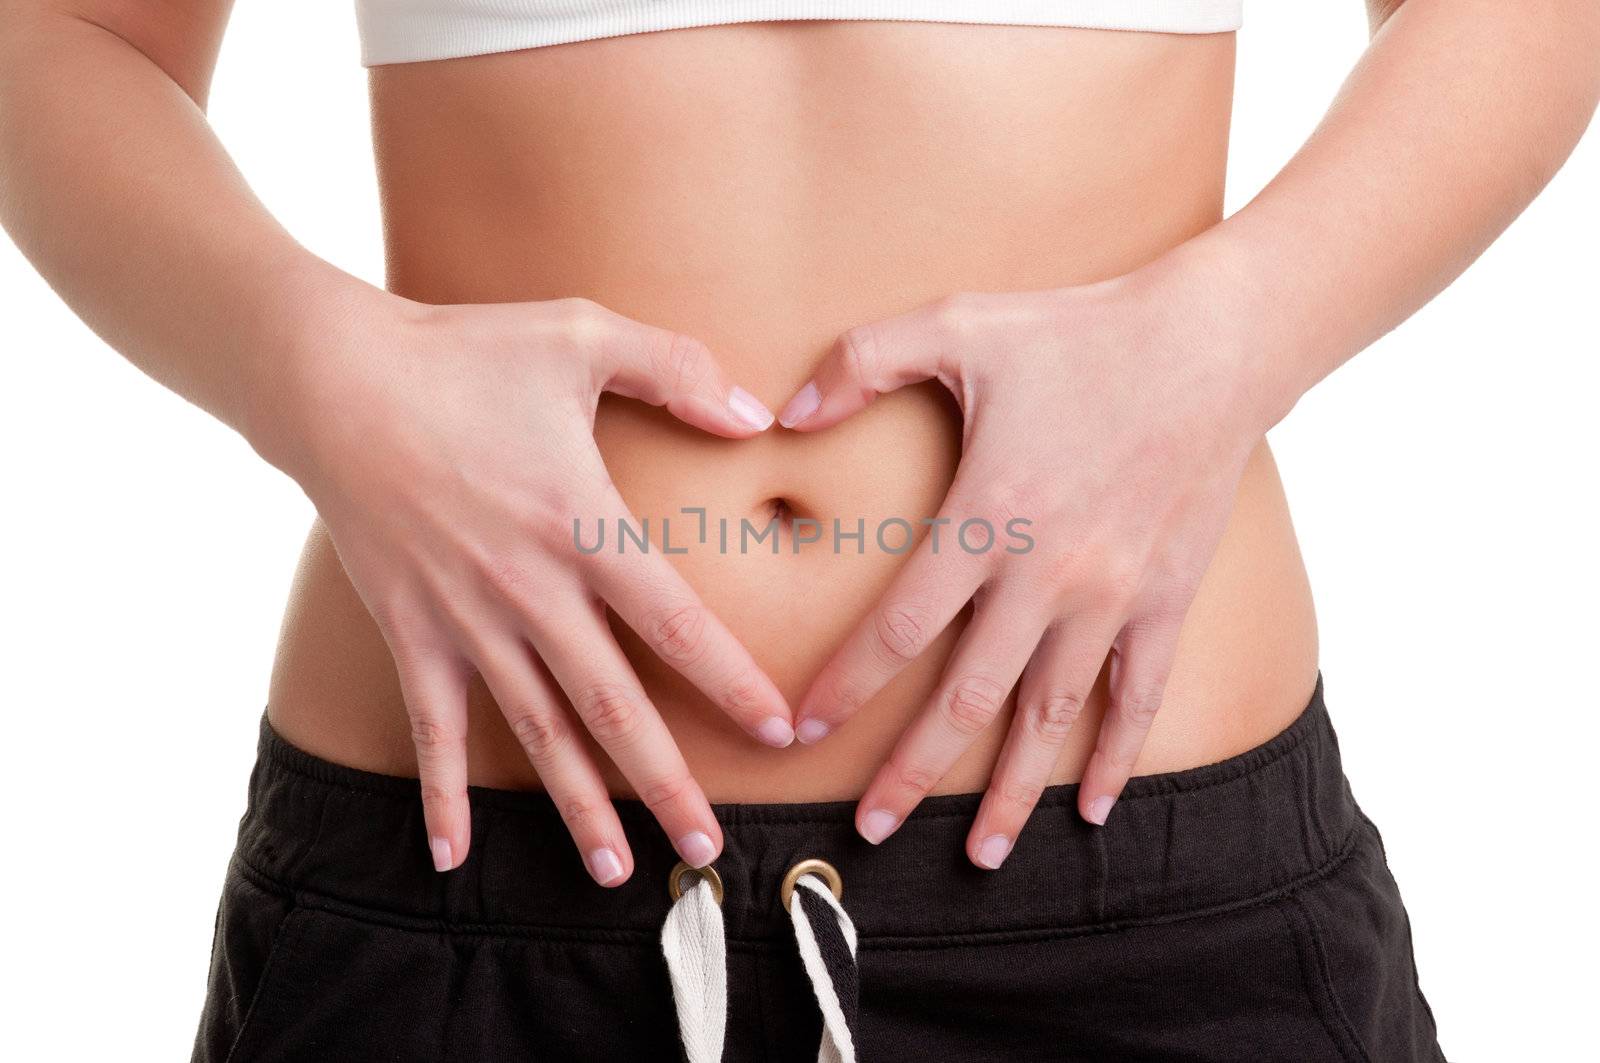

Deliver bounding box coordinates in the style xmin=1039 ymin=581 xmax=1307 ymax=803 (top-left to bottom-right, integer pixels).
xmin=661 ymin=874 xmax=727 ymax=1063
xmin=660 ymin=866 xmax=860 ymax=1063
xmin=787 ymin=875 xmax=860 ymax=1063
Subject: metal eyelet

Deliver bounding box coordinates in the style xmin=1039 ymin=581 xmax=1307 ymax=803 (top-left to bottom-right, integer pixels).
xmin=781 ymin=857 xmax=843 ymax=912
xmin=667 ymin=861 xmax=724 ymax=906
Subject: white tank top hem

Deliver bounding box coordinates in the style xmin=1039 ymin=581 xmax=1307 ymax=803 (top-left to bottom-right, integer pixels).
xmin=357 ymin=0 xmax=1243 ymax=67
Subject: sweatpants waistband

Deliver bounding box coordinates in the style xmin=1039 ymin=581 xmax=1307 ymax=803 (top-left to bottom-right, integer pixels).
xmin=236 ymin=675 xmax=1352 ymax=943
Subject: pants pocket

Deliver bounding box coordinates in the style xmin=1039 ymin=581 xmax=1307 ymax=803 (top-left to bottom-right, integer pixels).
xmin=190 ymin=865 xmax=299 ymax=1063
xmin=211 ymin=903 xmax=452 ymax=1063
xmin=201 ymin=894 xmax=682 ymax=1062
xmin=1278 ymin=819 xmax=1445 ymax=1063
xmin=859 ymin=901 xmax=1357 ymax=1062
xmin=222 ymin=908 xmax=314 ymax=1062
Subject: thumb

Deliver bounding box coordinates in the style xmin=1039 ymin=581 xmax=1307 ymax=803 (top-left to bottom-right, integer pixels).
xmin=600 ymin=314 xmax=774 ymax=438
xmin=778 ymin=306 xmax=948 ymax=432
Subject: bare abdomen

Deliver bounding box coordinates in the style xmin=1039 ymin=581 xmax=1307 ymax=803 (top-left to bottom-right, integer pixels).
xmin=266 ymin=21 xmax=1320 ymax=800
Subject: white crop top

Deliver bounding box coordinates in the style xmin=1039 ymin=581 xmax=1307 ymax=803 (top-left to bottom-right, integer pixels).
xmin=356 ymin=0 xmax=1244 ymax=67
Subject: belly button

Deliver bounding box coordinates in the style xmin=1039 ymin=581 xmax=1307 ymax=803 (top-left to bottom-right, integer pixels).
xmin=765 ymin=497 xmax=794 ymax=524
xmin=743 ymin=497 xmax=812 ymax=553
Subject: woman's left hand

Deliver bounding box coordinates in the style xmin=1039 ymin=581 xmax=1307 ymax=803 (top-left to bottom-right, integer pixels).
xmin=777 ymin=258 xmax=1279 ymax=868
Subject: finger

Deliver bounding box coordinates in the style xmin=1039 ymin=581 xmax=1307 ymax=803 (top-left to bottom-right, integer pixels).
xmin=529 ymin=600 xmax=724 ymax=868
xmin=1078 ymin=611 xmax=1187 ymax=826
xmin=592 ymin=305 xmax=774 ymax=436
xmin=853 ymin=590 xmax=1050 ymax=846
xmin=583 ymin=492 xmax=793 ymax=747
xmin=792 ymin=490 xmax=991 ymax=743
xmin=778 ymin=300 xmax=955 ymax=430
xmin=966 ymin=615 xmax=1118 ymax=869
xmin=391 ymin=647 xmax=473 ymax=873
xmin=472 ymin=633 xmax=634 ymax=887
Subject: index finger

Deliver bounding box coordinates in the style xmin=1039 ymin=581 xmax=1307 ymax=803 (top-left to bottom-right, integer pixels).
xmin=792 ymin=507 xmax=990 ymax=744
xmin=582 ymin=492 xmax=795 ymax=748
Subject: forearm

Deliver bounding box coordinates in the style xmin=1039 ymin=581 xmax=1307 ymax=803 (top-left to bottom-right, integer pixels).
xmin=1175 ymin=0 xmax=1600 ymax=425
xmin=0 ymin=5 xmax=383 ymax=470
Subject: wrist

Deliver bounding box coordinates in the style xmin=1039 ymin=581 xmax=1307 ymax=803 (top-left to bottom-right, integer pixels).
xmin=237 ymin=261 xmax=422 ymax=486
xmin=1129 ymin=229 xmax=1317 ymax=435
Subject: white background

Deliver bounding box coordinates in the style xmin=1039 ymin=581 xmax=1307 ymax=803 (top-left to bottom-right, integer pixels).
xmin=2 ymin=1 xmax=1596 ymax=1058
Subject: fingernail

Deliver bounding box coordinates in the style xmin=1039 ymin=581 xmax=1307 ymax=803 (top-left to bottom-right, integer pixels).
xmin=728 ymin=386 xmax=775 ymax=431
xmin=975 ymin=834 xmax=1013 ymax=869
xmin=756 ymin=716 xmax=795 ymax=748
xmin=778 ymin=381 xmax=821 ymax=428
xmin=677 ymin=830 xmax=718 ymax=868
xmin=1085 ymin=796 xmax=1115 ymax=826
xmin=429 ymin=836 xmax=453 ymax=873
xmin=585 ymin=847 xmax=626 ymax=886
xmin=795 ymin=718 xmax=831 ymax=745
xmin=860 ymin=808 xmax=900 ymax=844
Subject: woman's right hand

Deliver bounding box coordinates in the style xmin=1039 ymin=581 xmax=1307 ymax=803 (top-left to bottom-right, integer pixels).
xmin=265 ymin=290 xmax=792 ymax=885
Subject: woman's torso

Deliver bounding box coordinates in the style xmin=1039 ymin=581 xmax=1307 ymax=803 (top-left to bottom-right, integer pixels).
xmin=267 ymin=21 xmax=1320 ymax=802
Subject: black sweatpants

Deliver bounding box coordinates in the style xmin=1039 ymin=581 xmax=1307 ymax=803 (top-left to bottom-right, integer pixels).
xmin=193 ymin=677 xmax=1444 ymax=1061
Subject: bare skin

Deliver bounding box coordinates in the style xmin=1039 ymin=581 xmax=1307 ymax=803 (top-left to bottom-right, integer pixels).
xmin=1 ymin=2 xmax=1595 ymax=883
xmin=273 ymin=23 xmax=1319 ymax=813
